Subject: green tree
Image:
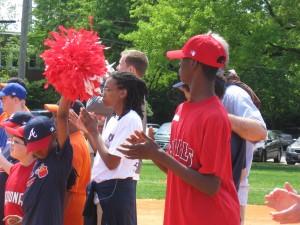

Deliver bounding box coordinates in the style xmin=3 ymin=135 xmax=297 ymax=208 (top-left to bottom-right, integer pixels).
xmin=123 ymin=0 xmax=300 ymax=126
xmin=0 ymin=34 xmax=37 ymax=78
xmin=29 ymin=0 xmax=95 ymax=54
xmin=30 ymin=0 xmax=138 ymax=64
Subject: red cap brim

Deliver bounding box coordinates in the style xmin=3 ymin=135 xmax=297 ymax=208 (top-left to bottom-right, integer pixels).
xmin=166 ymin=50 xmax=186 ymax=59
xmin=26 ymin=135 xmax=52 ymax=153
xmin=5 ymin=126 xmax=24 ymax=138
xmin=0 ymin=121 xmax=17 ymax=128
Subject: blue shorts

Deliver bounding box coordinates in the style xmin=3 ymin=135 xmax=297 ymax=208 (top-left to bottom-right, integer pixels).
xmin=95 ymin=178 xmax=137 ymax=225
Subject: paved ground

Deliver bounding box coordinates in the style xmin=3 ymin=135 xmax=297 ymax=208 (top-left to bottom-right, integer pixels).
xmin=137 ymin=199 xmax=280 ymax=225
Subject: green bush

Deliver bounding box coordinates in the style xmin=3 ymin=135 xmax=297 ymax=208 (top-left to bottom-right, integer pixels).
xmin=0 ymin=70 xmax=15 ymax=82
xmin=26 ymin=79 xmax=60 ymax=109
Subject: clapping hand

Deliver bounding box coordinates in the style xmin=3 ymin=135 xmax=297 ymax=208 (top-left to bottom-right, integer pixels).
xmin=69 ymin=110 xmax=88 ymax=134
xmin=270 ymin=192 xmax=300 ymax=224
xmin=265 ymin=182 xmax=300 ymax=224
xmin=117 ymin=129 xmax=159 ymax=160
xmin=265 ymin=182 xmax=297 ymax=211
xmin=79 ymin=108 xmax=99 ymax=135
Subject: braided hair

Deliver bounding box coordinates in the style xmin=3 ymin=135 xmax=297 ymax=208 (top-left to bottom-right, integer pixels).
xmin=111 ymin=71 xmax=148 ymax=120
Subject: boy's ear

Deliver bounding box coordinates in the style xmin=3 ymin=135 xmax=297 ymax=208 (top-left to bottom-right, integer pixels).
xmin=129 ymin=66 xmax=137 ymax=76
xmin=13 ymin=97 xmax=20 ymax=104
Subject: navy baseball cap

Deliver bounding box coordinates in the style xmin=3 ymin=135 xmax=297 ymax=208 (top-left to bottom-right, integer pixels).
xmin=6 ymin=116 xmax=56 ymax=153
xmin=0 ymin=83 xmax=27 ymax=100
xmin=0 ymin=111 xmax=33 ymax=128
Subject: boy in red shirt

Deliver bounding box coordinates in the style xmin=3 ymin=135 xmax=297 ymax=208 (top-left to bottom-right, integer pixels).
xmin=0 ymin=111 xmax=34 ymax=225
xmin=119 ymin=33 xmax=240 ymax=225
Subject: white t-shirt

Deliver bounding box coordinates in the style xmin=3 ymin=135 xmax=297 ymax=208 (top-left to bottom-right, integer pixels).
xmin=91 ymin=110 xmax=142 ymax=183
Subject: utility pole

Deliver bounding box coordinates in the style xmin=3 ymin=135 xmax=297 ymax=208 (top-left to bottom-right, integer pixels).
xmin=18 ymin=0 xmax=31 ymax=80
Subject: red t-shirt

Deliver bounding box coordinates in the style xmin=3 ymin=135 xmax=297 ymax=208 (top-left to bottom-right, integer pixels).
xmin=164 ymin=96 xmax=240 ymax=225
xmin=4 ymin=161 xmax=36 ymax=221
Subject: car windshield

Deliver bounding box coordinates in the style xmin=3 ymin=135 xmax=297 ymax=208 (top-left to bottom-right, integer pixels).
xmin=155 ymin=123 xmax=171 ymax=135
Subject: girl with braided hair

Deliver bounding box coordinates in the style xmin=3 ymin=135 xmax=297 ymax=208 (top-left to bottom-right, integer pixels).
xmin=80 ymin=71 xmax=148 ymax=225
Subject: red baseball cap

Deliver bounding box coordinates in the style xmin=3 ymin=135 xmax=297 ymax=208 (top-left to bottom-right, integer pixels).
xmin=5 ymin=126 xmax=25 ymax=138
xmin=0 ymin=111 xmax=33 ymax=128
xmin=166 ymin=34 xmax=226 ymax=68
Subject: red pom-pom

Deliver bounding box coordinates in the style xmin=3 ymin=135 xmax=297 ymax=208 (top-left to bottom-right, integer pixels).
xmin=40 ymin=23 xmax=107 ymax=101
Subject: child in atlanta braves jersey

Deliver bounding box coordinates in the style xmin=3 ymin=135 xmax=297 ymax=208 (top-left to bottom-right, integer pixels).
xmin=5 ymin=96 xmax=73 ymax=225
xmin=119 ymin=34 xmax=240 ymax=225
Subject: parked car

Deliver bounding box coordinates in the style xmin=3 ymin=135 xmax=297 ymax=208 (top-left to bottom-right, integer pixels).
xmin=154 ymin=122 xmax=171 ymax=151
xmin=282 ymin=127 xmax=300 ymax=139
xmin=270 ymin=130 xmax=294 ymax=150
xmin=146 ymin=123 xmax=160 ymax=135
xmin=253 ymin=130 xmax=283 ymax=163
xmin=285 ymin=137 xmax=300 ymax=165
xmin=30 ymin=109 xmax=52 ymax=118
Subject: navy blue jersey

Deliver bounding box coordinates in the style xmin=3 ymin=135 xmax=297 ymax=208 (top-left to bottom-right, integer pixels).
xmin=0 ymin=140 xmax=18 ymax=225
xmin=22 ymin=137 xmax=73 ymax=225
xmin=230 ymin=132 xmax=246 ymax=191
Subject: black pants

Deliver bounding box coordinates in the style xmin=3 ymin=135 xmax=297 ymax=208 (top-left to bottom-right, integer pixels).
xmin=96 ymin=178 xmax=137 ymax=225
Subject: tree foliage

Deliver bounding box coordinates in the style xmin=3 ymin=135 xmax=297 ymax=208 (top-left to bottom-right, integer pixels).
xmin=2 ymin=0 xmax=298 ymax=127
xmin=30 ymin=0 xmax=138 ymax=64
xmin=122 ymin=0 xmax=300 ymax=126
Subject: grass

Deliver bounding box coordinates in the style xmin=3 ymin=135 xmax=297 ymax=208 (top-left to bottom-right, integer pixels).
xmin=137 ymin=160 xmax=167 ymax=199
xmin=137 ymin=160 xmax=300 ymax=205
xmin=248 ymin=162 xmax=300 ymax=205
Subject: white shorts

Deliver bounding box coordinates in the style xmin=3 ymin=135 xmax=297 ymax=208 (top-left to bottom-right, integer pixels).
xmin=238 ymin=183 xmax=250 ymax=206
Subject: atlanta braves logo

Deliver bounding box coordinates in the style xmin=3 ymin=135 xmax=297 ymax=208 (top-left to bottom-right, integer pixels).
xmin=35 ymin=163 xmax=49 ymax=178
xmin=27 ymin=128 xmax=38 ymax=140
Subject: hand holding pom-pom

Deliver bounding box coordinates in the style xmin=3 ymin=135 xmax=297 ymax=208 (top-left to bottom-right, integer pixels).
xmin=40 ymin=17 xmax=107 ymax=101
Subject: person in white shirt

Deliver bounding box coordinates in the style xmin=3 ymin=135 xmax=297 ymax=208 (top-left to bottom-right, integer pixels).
xmin=81 ymin=71 xmax=148 ymax=225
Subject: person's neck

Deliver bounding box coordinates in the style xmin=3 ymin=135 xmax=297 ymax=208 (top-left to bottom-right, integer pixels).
xmin=9 ymin=107 xmax=25 ymax=116
xmin=189 ymin=80 xmax=215 ymax=103
xmin=114 ymin=103 xmax=125 ymax=116
xmin=20 ymin=156 xmax=36 ymax=167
